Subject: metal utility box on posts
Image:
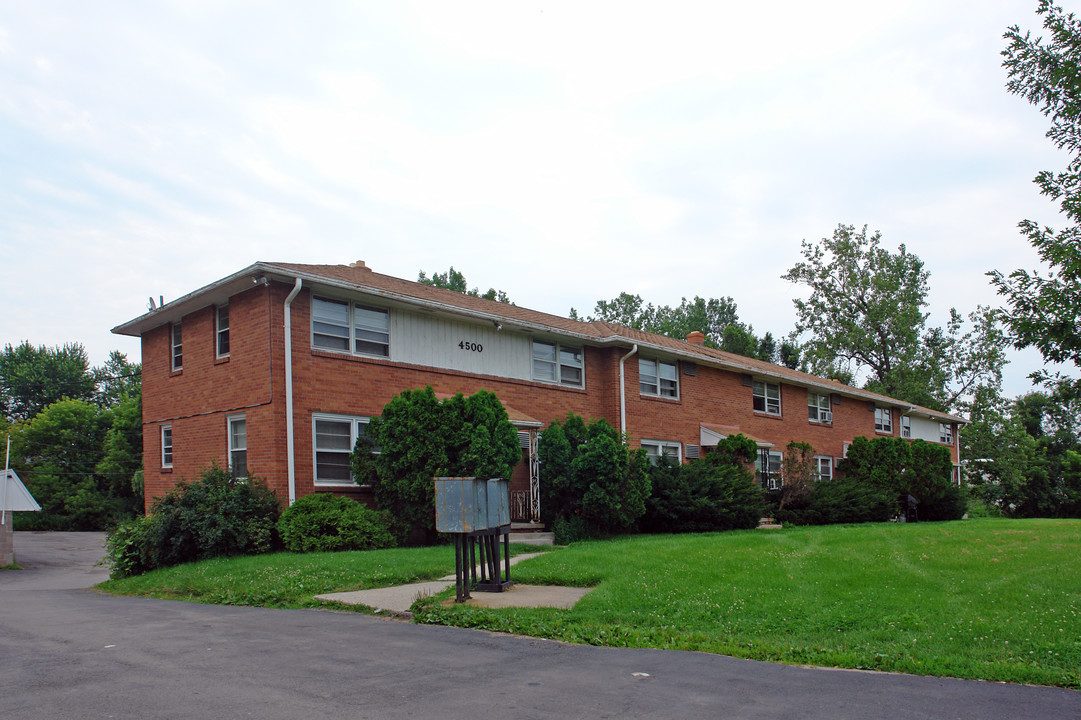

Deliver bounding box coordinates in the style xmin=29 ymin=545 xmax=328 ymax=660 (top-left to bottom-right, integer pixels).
xmin=434 ymin=477 xmax=489 ymax=534
xmin=486 ymin=478 xmax=510 ymax=529
xmin=433 ymin=476 xmax=513 ymax=603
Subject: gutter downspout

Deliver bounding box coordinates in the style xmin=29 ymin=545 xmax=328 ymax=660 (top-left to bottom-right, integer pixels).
xmin=284 ymin=278 xmax=303 ymax=506
xmin=619 ymin=344 xmax=638 ymax=437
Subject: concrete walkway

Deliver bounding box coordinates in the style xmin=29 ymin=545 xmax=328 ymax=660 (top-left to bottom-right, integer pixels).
xmin=315 ymin=550 xmax=593 ymax=614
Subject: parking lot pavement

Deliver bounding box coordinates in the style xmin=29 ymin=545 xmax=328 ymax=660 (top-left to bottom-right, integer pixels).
xmin=2 ymin=532 xmax=1078 ymax=720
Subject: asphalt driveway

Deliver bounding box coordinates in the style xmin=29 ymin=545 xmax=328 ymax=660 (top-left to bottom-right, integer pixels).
xmin=1 ymin=532 xmax=1077 ymax=720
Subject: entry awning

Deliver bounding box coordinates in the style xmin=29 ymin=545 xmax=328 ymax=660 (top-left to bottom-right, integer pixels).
xmin=700 ymin=423 xmax=774 ymax=449
xmin=1 ymin=469 xmax=41 ymax=513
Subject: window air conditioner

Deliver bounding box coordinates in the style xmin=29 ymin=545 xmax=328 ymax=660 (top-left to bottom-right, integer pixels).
xmin=820 ymin=410 xmax=833 ymax=423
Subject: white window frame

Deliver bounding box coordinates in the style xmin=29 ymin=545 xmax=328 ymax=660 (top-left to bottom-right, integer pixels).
xmin=216 ymin=304 xmax=230 ymax=358
xmin=227 ymin=414 xmax=247 ymax=478
xmin=901 ymin=416 xmax=911 ymax=438
xmin=815 ymin=455 xmax=833 ymax=481
xmin=161 ymin=425 xmax=173 ymax=468
xmin=755 ymin=449 xmax=783 ymax=489
xmin=171 ymin=322 xmax=183 ymax=371
xmin=939 ymin=423 xmax=953 ymax=445
xmin=311 ymin=296 xmax=390 ymax=358
xmin=808 ymin=392 xmax=831 ymax=423
xmin=874 ymin=407 xmax=893 ymax=434
xmin=531 ymin=340 xmax=584 ymax=388
xmin=639 ymin=358 xmax=679 ymax=399
xmin=641 ymin=439 xmax=682 ymax=465
xmin=313 ymin=413 xmax=378 ymax=487
xmin=753 ymin=380 xmax=781 ymax=415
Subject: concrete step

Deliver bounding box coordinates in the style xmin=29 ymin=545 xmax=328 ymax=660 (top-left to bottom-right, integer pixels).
xmin=510 ymin=532 xmax=555 ymax=546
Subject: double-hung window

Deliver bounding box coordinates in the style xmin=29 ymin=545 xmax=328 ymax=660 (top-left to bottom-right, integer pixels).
xmin=808 ymin=392 xmax=831 ymax=422
xmin=216 ymin=305 xmax=230 ymax=358
xmin=753 ymin=380 xmax=781 ymax=415
xmin=641 ymin=440 xmax=681 ymax=465
xmin=901 ymin=416 xmax=911 ymax=438
xmin=312 ymin=296 xmax=390 ymax=357
xmin=939 ymin=423 xmax=953 ymax=444
xmin=639 ymin=358 xmax=678 ymax=398
xmin=171 ymin=322 xmax=183 ymax=371
xmin=531 ymin=341 xmax=584 ymax=387
xmin=313 ymin=415 xmax=379 ymax=486
xmin=161 ymin=425 xmax=173 ymax=468
xmin=815 ymin=456 xmax=833 ymax=481
xmin=875 ymin=407 xmax=893 ymax=434
xmin=228 ymin=415 xmax=247 ymax=478
xmin=755 ymin=449 xmax=783 ymax=489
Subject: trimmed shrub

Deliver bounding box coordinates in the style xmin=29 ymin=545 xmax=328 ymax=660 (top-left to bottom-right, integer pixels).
xmin=920 ymin=482 xmax=967 ymax=521
xmin=103 ymin=464 xmax=280 ymax=578
xmin=277 ymin=493 xmax=396 ymax=552
xmin=775 ymin=479 xmax=894 ymax=526
xmin=642 ymin=434 xmax=764 ymax=533
xmin=552 ymin=515 xmax=594 ymax=545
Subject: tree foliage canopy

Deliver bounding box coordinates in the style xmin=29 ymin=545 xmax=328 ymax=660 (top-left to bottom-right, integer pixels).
xmin=783 ymin=224 xmax=1005 ymax=412
xmin=9 ymin=398 xmax=142 ymax=530
xmin=0 ymin=341 xmax=96 ymax=421
xmin=992 ymin=1 xmax=1081 ymax=370
xmin=571 ymin=293 xmax=799 ymax=368
xmin=418 ymin=266 xmax=512 ymax=304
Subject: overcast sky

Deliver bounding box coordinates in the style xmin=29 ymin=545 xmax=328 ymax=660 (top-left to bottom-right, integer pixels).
xmin=1 ymin=1 xmax=1073 ymax=399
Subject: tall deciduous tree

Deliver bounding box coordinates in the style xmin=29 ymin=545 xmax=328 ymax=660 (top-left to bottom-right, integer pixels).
xmin=418 ymin=266 xmax=512 ymax=304
xmin=570 ymin=292 xmax=798 ymax=367
xmin=991 ymin=1 xmax=1081 ymax=371
xmin=0 ymin=341 xmax=96 ymax=420
xmin=94 ymin=350 xmax=141 ymax=409
xmin=783 ymin=224 xmax=1005 ymax=412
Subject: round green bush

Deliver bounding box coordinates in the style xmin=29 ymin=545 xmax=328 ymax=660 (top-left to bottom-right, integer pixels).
xmin=277 ymin=493 xmax=396 ymax=553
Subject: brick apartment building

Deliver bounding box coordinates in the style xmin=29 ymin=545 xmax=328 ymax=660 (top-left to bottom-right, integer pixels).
xmin=113 ymin=261 xmax=965 ymax=521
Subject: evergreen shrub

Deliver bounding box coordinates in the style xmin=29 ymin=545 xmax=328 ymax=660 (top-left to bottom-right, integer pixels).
xmin=641 ymin=434 xmax=764 ymax=533
xmin=539 ymin=413 xmax=651 ymax=540
xmin=774 ymin=479 xmax=894 ymax=526
xmin=354 ymin=387 xmax=521 ymax=543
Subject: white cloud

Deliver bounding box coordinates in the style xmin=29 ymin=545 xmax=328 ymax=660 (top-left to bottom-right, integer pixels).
xmin=0 ymin=0 xmax=1073 ymax=399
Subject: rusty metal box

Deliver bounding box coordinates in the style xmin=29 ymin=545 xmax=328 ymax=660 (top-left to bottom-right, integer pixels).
xmin=486 ymin=478 xmax=510 ymax=528
xmin=434 ymin=477 xmax=489 ymax=533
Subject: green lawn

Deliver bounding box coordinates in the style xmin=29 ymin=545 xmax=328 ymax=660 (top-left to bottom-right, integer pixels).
xmin=97 ymin=544 xmax=457 ymax=609
xmin=99 ymin=518 xmax=1081 ymax=688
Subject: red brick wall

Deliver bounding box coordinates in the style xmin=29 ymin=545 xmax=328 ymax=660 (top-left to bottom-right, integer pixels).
xmin=141 ymin=284 xmax=287 ymax=510
xmin=140 ymin=280 xmax=959 ymax=512
xmin=623 ymin=359 xmax=958 ymax=464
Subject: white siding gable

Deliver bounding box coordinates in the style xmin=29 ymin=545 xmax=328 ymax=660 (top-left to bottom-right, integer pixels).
xmin=390 ymin=308 xmax=532 ymax=380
